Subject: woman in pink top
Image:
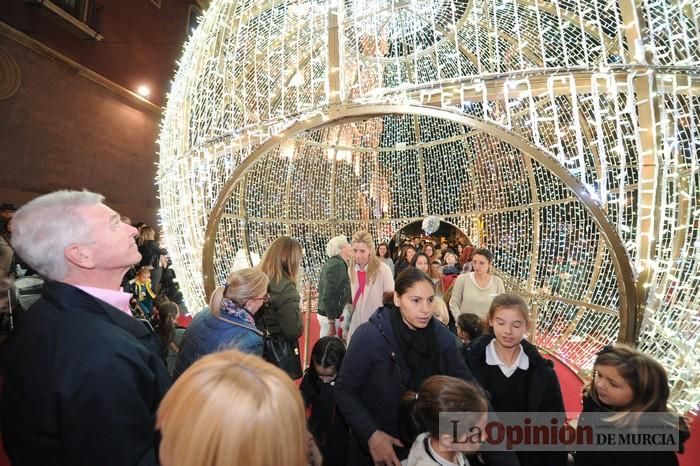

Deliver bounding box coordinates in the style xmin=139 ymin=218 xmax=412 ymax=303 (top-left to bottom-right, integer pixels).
xmin=346 ymin=231 xmax=394 ymax=342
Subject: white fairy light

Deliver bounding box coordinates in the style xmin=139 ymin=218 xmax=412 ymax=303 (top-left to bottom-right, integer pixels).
xmin=159 ymin=0 xmax=700 ymax=412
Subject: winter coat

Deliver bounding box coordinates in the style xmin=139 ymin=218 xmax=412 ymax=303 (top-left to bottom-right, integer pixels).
xmin=334 ymin=306 xmax=518 ymax=466
xmin=465 ymin=334 xmax=567 ymax=466
xmin=347 ymin=261 xmax=394 ymax=342
xmin=300 ymin=374 xmax=349 ymax=466
xmin=173 ymin=307 xmax=263 ymax=378
xmin=256 ymin=276 xmax=303 ymax=341
xmin=138 ymin=239 xmax=166 ymax=269
xmin=0 ymin=281 xmax=171 ymax=466
xmin=574 ymin=395 xmax=690 ymax=466
xmin=165 ymin=326 xmax=186 ymax=376
xmin=317 ymin=255 xmax=351 ymax=320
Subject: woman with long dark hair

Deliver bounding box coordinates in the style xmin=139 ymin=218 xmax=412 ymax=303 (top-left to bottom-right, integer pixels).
xmin=335 ymin=268 xmax=517 ymax=466
xmin=256 ymin=236 xmax=304 ymax=377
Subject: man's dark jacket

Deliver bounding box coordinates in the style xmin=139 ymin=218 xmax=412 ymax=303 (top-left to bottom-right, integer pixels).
xmin=0 ymin=281 xmax=171 ymax=466
xmin=335 ymin=306 xmax=519 ymax=466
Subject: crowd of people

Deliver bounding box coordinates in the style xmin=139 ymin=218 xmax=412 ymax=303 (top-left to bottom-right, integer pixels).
xmin=0 ymin=190 xmax=691 ymax=466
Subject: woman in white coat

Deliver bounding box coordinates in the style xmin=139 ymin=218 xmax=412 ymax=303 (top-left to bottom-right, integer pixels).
xmin=345 ymin=231 xmax=394 ymax=343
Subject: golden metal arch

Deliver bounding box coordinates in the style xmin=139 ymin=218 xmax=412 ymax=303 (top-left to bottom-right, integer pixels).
xmin=202 ymin=103 xmax=639 ymax=342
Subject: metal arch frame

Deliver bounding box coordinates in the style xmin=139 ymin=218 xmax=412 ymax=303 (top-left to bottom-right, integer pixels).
xmin=202 ymin=103 xmax=639 ymax=342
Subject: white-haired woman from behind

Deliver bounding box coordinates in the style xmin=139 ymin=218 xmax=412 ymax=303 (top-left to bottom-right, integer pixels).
xmin=157 ymin=350 xmax=310 ymax=466
xmin=317 ymin=235 xmax=353 ymax=337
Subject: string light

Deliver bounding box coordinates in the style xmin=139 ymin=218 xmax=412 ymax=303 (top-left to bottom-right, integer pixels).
xmin=159 ymin=0 xmax=700 ymax=412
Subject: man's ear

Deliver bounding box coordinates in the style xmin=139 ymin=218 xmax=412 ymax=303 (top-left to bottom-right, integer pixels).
xmin=65 ymin=244 xmax=95 ymax=269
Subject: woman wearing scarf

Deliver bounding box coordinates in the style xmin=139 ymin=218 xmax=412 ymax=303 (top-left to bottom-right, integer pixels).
xmin=335 ymin=268 xmax=518 ymax=466
xmin=173 ymin=268 xmax=269 ymax=379
xmin=346 ymin=230 xmax=394 ymax=343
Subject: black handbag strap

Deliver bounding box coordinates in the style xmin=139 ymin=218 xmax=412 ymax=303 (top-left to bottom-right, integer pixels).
xmin=215 ymin=314 xmax=264 ymax=336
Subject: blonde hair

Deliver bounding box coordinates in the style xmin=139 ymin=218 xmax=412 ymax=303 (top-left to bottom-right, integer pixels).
xmin=349 ymin=230 xmax=381 ymax=284
xmin=209 ymin=268 xmax=269 ymax=317
xmin=137 ymin=226 xmax=156 ymax=246
xmin=157 ymin=350 xmax=307 ymax=466
xmin=433 ymin=297 xmax=449 ymax=326
xmin=257 ymin=236 xmax=303 ymax=285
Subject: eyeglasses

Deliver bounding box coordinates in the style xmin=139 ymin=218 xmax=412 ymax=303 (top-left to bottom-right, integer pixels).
xmin=251 ymin=293 xmax=270 ymax=303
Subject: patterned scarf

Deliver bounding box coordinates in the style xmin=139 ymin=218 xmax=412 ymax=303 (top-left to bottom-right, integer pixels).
xmin=220 ymin=298 xmax=255 ymax=325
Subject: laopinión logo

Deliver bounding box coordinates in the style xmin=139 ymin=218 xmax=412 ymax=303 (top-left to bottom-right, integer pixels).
xmin=438 ymin=412 xmax=680 ymax=452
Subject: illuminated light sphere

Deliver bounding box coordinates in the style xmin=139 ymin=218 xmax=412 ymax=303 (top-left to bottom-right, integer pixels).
xmin=422 ymin=216 xmax=441 ymax=235
xmin=159 ymin=0 xmax=700 ymax=411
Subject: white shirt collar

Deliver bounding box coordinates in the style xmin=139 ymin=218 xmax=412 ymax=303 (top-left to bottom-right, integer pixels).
xmin=485 ymin=339 xmax=529 ymax=377
xmin=424 ymin=433 xmax=470 ymax=466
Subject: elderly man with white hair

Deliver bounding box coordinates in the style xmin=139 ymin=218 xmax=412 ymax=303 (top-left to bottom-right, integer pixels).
xmin=316 ymin=235 xmax=352 ymax=337
xmin=0 ymin=190 xmax=171 ymax=466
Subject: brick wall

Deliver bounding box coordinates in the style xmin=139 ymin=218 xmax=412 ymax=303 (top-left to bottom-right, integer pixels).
xmin=0 ymin=33 xmax=161 ymax=226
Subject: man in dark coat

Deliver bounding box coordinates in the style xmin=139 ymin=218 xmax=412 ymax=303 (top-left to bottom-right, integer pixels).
xmin=0 ymin=190 xmax=171 ymax=466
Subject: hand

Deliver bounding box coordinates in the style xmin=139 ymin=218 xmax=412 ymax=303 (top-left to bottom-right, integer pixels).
xmin=368 ymin=430 xmax=403 ymax=466
xmin=307 ymin=433 xmax=323 ymax=466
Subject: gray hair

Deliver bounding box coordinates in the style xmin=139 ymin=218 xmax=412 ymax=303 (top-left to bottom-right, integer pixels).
xmin=325 ymin=235 xmax=349 ymax=257
xmin=11 ymin=190 xmax=104 ymax=281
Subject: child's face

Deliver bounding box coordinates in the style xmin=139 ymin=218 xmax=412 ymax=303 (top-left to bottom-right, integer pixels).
xmin=594 ymin=365 xmax=634 ymax=409
xmin=314 ymin=363 xmax=337 ymax=384
xmin=137 ymin=271 xmax=151 ymax=282
xmin=490 ymin=307 xmax=527 ymax=349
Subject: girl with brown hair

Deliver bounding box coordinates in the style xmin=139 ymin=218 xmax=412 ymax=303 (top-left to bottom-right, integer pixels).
xmin=464 ymin=293 xmax=567 ymax=466
xmin=404 ymin=375 xmax=489 ymax=466
xmin=574 ymin=344 xmax=690 ymax=466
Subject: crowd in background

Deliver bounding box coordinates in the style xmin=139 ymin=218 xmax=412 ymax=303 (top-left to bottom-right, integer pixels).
xmin=0 ymin=193 xmax=691 ymax=466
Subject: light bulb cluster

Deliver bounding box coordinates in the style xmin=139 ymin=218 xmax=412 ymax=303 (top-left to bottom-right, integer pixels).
xmin=159 ymin=0 xmax=700 ymax=412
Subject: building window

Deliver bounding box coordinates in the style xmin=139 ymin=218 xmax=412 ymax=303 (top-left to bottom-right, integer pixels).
xmin=27 ymin=0 xmax=104 ymax=38
xmin=187 ymin=5 xmax=202 ymax=35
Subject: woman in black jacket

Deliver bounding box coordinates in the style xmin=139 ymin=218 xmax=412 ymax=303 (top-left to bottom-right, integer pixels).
xmin=137 ymin=226 xmax=167 ymax=292
xmin=334 ymin=267 xmax=518 ymax=466
xmin=464 ymin=293 xmax=567 ymax=466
